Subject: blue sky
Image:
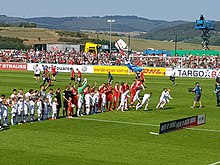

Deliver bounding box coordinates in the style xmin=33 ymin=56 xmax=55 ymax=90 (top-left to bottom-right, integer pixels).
xmin=1 ymin=0 xmax=219 ymax=21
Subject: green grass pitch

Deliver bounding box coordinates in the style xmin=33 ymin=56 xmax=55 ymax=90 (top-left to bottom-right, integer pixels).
xmin=0 ymin=70 xmax=219 ymax=165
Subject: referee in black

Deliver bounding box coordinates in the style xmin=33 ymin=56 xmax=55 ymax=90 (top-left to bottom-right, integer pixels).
xmin=55 ymin=88 xmax=62 ymax=118
xmin=62 ymin=86 xmax=73 ymax=117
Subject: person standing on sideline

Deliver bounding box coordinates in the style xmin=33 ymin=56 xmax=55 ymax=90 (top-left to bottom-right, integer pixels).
xmin=10 ymin=89 xmax=17 ymax=100
xmin=77 ymin=78 xmax=88 ymax=116
xmin=214 ymin=81 xmax=220 ymax=106
xmin=76 ymin=68 xmax=82 ymax=84
xmin=85 ymin=92 xmax=93 ymax=115
xmin=11 ymin=98 xmax=18 ymax=125
xmin=216 ymin=72 xmax=220 ymax=84
xmin=108 ymin=71 xmax=114 ymax=85
xmin=63 ymin=86 xmax=73 ymax=117
xmin=191 ymin=82 xmax=202 ymax=109
xmin=71 ymin=85 xmax=78 ymax=115
xmin=52 ymin=98 xmax=58 ymax=120
xmin=69 ymin=68 xmax=75 ymax=85
xmin=51 ymin=65 xmax=57 ymax=82
xmin=34 ymin=64 xmax=41 ymax=82
xmin=1 ymin=94 xmax=9 ymax=127
xmin=46 ymin=89 xmax=53 ymax=119
xmin=67 ymin=97 xmax=74 ymax=118
xmin=36 ymin=97 xmax=43 ymax=121
xmin=54 ymin=88 xmax=62 ymax=118
xmin=170 ymin=66 xmax=176 ymax=86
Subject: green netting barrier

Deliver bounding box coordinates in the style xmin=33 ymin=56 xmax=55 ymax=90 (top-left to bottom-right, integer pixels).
xmin=170 ymin=50 xmax=220 ymax=56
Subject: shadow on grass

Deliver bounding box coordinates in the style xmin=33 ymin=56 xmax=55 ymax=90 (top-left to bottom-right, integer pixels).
xmin=161 ymin=106 xmax=175 ymax=110
xmin=1 ymin=126 xmax=10 ymax=132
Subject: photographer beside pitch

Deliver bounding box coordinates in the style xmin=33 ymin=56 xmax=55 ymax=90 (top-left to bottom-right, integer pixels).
xmin=214 ymin=83 xmax=220 ymax=106
xmin=214 ymin=78 xmax=220 ymax=106
xmin=190 ymin=82 xmax=202 ymax=109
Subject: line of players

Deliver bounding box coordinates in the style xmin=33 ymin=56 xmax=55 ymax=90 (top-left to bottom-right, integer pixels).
xmin=0 ymin=75 xmax=173 ymax=130
xmin=0 ymin=87 xmax=61 ymax=128
xmin=63 ymin=73 xmax=173 ymax=116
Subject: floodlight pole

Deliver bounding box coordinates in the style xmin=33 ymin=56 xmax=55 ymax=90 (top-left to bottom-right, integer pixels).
xmin=107 ymin=19 xmax=115 ymax=54
xmin=128 ymin=34 xmax=131 ymax=51
xmin=174 ymin=34 xmax=177 ymax=56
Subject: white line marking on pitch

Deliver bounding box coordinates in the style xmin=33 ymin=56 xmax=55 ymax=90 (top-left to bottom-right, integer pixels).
xmin=209 ymin=161 xmax=220 ymax=165
xmin=187 ymin=128 xmax=220 ymax=133
xmin=75 ymin=117 xmax=220 ymax=133
xmin=75 ymin=117 xmax=159 ymax=127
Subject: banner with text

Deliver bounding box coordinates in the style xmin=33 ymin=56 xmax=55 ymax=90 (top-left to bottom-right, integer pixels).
xmin=94 ymin=66 xmax=128 ymax=74
xmin=0 ymin=62 xmax=27 ymax=71
xmin=166 ymin=68 xmax=220 ymax=78
xmin=159 ymin=114 xmax=206 ymax=134
xmin=27 ymin=63 xmax=94 ymax=73
xmin=94 ymin=65 xmax=166 ymax=76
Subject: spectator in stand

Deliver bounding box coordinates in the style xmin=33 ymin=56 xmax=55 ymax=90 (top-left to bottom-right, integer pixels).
xmin=0 ymin=49 xmax=219 ymax=68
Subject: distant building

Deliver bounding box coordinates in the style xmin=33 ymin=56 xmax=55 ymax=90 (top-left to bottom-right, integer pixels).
xmin=34 ymin=44 xmax=83 ymax=52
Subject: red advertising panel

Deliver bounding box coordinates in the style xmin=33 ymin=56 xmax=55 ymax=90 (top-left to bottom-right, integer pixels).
xmin=0 ymin=62 xmax=27 ymax=71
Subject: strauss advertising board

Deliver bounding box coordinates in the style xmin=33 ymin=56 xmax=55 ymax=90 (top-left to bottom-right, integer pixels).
xmin=0 ymin=62 xmax=27 ymax=70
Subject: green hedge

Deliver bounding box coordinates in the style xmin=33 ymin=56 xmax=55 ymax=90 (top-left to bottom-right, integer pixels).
xmin=0 ymin=36 xmax=30 ymax=49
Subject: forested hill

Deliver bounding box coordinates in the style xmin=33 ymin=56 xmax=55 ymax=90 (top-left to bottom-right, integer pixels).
xmin=138 ymin=22 xmax=220 ymax=45
xmin=1 ymin=14 xmax=220 ymax=45
xmin=0 ymin=15 xmax=186 ymax=32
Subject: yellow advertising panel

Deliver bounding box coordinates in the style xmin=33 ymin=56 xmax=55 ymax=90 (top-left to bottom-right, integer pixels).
xmin=94 ymin=66 xmax=166 ymax=76
xmin=94 ymin=66 xmax=128 ymax=74
xmin=143 ymin=67 xmax=166 ymax=76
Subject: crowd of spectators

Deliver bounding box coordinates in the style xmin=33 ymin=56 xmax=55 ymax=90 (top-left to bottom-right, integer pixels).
xmin=0 ymin=49 xmax=219 ymax=69
xmin=131 ymin=54 xmax=220 ymax=69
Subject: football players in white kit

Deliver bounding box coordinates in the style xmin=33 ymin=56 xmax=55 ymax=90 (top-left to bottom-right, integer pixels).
xmin=92 ymin=91 xmax=99 ymax=114
xmin=11 ymin=99 xmax=18 ymax=125
xmin=160 ymin=88 xmax=173 ymax=109
xmin=1 ymin=95 xmax=9 ymax=126
xmin=101 ymin=92 xmax=106 ymax=113
xmin=17 ymin=97 xmax=24 ymax=124
xmin=23 ymin=98 xmax=30 ymax=123
xmin=85 ymin=93 xmax=93 ymax=115
xmin=117 ymin=90 xmax=130 ymax=112
xmin=29 ymin=99 xmax=35 ymax=122
xmin=77 ymin=94 xmax=84 ymax=117
xmin=156 ymin=88 xmax=167 ymax=109
xmin=156 ymin=88 xmax=172 ymax=109
xmin=52 ymin=98 xmax=58 ymax=119
xmin=136 ymin=92 xmax=152 ymax=110
xmin=37 ymin=97 xmax=43 ymax=121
